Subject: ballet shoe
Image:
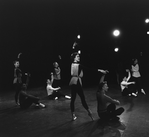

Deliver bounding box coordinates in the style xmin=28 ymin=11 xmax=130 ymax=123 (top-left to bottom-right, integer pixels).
xmin=88 ymin=110 xmax=94 ymax=121
xmin=72 ymin=113 xmax=77 ymax=121
xmin=141 ymin=89 xmax=146 ymax=95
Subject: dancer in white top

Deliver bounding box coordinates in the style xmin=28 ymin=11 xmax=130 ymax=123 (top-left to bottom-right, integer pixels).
xmin=131 ymin=58 xmax=146 ymax=95
xmin=46 ymin=73 xmax=71 ymax=100
xmin=52 ymin=62 xmax=61 ymax=88
xmin=120 ymin=69 xmax=136 ymax=96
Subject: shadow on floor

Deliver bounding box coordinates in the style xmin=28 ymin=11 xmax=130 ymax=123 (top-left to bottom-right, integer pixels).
xmin=36 ymin=118 xmax=126 ymax=137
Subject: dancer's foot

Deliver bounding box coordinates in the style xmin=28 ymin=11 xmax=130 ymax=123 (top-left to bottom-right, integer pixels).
xmin=35 ymin=103 xmax=46 ymax=108
xmin=55 ymin=97 xmax=58 ymax=100
xmin=110 ymin=116 xmax=120 ymax=122
xmin=132 ymin=92 xmax=137 ymax=97
xmin=65 ymin=95 xmax=71 ymax=99
xmin=39 ymin=103 xmax=46 ymax=108
xmin=72 ymin=113 xmax=77 ymax=121
xmin=136 ymin=91 xmax=138 ymax=95
xmin=88 ymin=109 xmax=94 ymax=121
xmin=141 ymin=89 xmax=146 ymax=95
xmin=16 ymin=102 xmax=20 ymax=106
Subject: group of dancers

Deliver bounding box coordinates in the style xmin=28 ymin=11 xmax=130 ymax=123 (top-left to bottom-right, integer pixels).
xmin=13 ymin=60 xmax=46 ymax=108
xmin=120 ymin=58 xmax=146 ymax=97
xmin=13 ymin=48 xmax=146 ymax=122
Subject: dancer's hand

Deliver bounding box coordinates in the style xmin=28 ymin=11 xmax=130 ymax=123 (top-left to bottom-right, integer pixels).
xmin=105 ymin=70 xmax=109 ymax=73
xmin=126 ymin=69 xmax=130 ymax=72
xmin=98 ymin=69 xmax=109 ymax=74
xmin=114 ymin=100 xmax=120 ymax=105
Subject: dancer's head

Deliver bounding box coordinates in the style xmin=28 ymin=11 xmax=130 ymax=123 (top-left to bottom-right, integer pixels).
xmin=98 ymin=81 xmax=108 ymax=92
xmin=122 ymin=77 xmax=127 ymax=82
xmin=47 ymin=79 xmax=52 ymax=85
xmin=14 ymin=60 xmax=20 ymax=68
xmin=71 ymin=52 xmax=80 ymax=63
xmin=53 ymin=62 xmax=59 ymax=68
xmin=132 ymin=58 xmax=138 ymax=65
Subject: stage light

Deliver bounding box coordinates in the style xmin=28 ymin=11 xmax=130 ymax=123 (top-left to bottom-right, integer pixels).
xmin=113 ymin=30 xmax=120 ymax=37
xmin=114 ymin=47 xmax=119 ymax=52
xmin=147 ymin=31 xmax=149 ymax=34
xmin=145 ymin=19 xmax=149 ymax=23
xmin=77 ymin=35 xmax=80 ymax=39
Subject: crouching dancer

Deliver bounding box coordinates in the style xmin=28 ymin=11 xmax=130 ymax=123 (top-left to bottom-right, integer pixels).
xmin=19 ymin=84 xmax=46 ymax=109
xmin=97 ymin=72 xmax=124 ymax=122
xmin=46 ymin=73 xmax=71 ymax=100
xmin=120 ymin=69 xmax=136 ymax=97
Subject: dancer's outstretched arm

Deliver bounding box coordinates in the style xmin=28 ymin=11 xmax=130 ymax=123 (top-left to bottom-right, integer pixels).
xmin=126 ymin=69 xmax=131 ymax=81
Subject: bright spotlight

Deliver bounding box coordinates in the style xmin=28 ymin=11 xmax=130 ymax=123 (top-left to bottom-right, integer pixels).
xmin=145 ymin=19 xmax=149 ymax=23
xmin=77 ymin=35 xmax=80 ymax=39
xmin=147 ymin=31 xmax=149 ymax=34
xmin=113 ymin=30 xmax=120 ymax=37
xmin=114 ymin=47 xmax=119 ymax=52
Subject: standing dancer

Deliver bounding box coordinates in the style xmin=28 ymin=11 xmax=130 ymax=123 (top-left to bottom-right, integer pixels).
xmin=131 ymin=58 xmax=146 ymax=95
xmin=13 ymin=59 xmax=22 ymax=105
xmin=52 ymin=62 xmax=61 ymax=88
xmin=97 ymin=72 xmax=124 ymax=122
xmin=69 ymin=52 xmax=107 ymax=121
xmin=120 ymin=69 xmax=136 ymax=96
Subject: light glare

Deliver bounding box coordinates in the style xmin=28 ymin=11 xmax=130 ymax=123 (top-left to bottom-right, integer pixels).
xmin=113 ymin=30 xmax=120 ymax=37
xmin=114 ymin=47 xmax=119 ymax=52
xmin=145 ymin=19 xmax=149 ymax=23
xmin=77 ymin=35 xmax=80 ymax=39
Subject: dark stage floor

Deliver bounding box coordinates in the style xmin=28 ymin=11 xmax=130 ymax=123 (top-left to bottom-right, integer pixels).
xmin=0 ymin=85 xmax=149 ymax=137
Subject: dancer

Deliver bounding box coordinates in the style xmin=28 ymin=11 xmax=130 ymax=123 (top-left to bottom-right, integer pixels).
xmin=13 ymin=60 xmax=22 ymax=105
xmin=46 ymin=73 xmax=71 ymax=100
xmin=69 ymin=52 xmax=107 ymax=121
xmin=18 ymin=72 xmax=45 ymax=109
xmin=52 ymin=62 xmax=61 ymax=88
xmin=130 ymin=58 xmax=146 ymax=95
xmin=19 ymin=84 xmax=46 ymax=109
xmin=120 ymin=69 xmax=136 ymax=97
xmin=97 ymin=72 xmax=124 ymax=122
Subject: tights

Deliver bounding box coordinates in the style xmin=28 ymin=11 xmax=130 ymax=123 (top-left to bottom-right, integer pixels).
xmin=70 ymin=81 xmax=89 ymax=112
xmin=98 ymin=103 xmax=124 ymax=121
xmin=19 ymin=92 xmax=40 ymax=109
xmin=14 ymin=83 xmax=22 ymax=103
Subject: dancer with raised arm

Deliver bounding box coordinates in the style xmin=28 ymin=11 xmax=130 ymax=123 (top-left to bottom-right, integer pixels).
xmin=97 ymin=72 xmax=124 ymax=122
xmin=52 ymin=62 xmax=61 ymax=88
xmin=46 ymin=73 xmax=71 ymax=100
xmin=19 ymin=85 xmax=46 ymax=109
xmin=13 ymin=59 xmax=22 ymax=105
xmin=18 ymin=73 xmax=45 ymax=109
xmin=69 ymin=51 xmax=107 ymax=121
xmin=131 ymin=58 xmax=146 ymax=96
xmin=120 ymin=69 xmax=136 ymax=97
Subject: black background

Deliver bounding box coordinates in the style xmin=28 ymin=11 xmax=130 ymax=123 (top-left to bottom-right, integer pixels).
xmin=0 ymin=0 xmax=149 ymax=91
